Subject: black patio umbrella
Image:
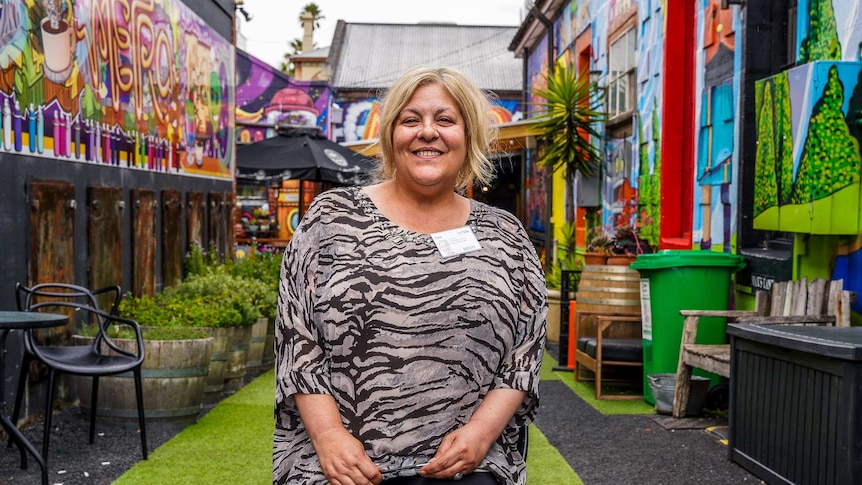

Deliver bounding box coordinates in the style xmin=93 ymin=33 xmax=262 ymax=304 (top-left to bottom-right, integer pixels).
xmin=236 ymin=127 xmax=376 ymax=186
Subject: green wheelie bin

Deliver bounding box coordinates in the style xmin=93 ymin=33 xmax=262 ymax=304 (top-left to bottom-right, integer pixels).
xmin=630 ymin=250 xmax=745 ymax=404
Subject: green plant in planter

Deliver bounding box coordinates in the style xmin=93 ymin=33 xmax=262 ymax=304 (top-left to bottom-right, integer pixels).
xmin=226 ymin=252 xmax=281 ymax=320
xmin=161 ymin=272 xmax=264 ymax=328
xmin=118 ymin=290 xmax=242 ymax=335
xmin=78 ymin=322 xmax=208 ymax=341
xmin=546 ymin=222 xmax=582 ymax=290
xmin=586 ymin=234 xmax=614 ymax=254
xmin=611 ymin=224 xmax=653 ymax=255
xmin=185 ymin=243 xmax=281 ymax=321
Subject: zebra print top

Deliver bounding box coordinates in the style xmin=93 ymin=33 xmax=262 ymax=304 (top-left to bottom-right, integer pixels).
xmin=273 ymin=186 xmax=548 ymax=485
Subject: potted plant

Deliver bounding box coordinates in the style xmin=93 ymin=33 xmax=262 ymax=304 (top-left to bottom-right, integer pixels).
xmin=227 ymin=250 xmax=280 ymax=373
xmin=73 ymin=294 xmax=215 ymax=428
xmin=533 ymin=60 xmax=606 ymax=278
xmin=178 ymin=245 xmax=266 ymax=401
xmin=163 ymin=270 xmax=264 ymax=395
xmin=584 ymin=228 xmax=614 ymax=265
xmin=608 ymin=224 xmax=652 ymax=265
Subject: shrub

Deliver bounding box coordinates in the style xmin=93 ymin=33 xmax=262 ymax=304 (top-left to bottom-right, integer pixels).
xmin=182 ymin=243 xmax=281 ymax=320
xmin=161 ymin=272 xmax=263 ymax=328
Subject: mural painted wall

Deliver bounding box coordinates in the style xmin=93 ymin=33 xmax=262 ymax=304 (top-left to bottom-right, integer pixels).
xmin=526 ymin=33 xmax=552 ymax=235
xmin=753 ymin=61 xmax=862 ymax=234
xmin=233 ymin=50 xmax=332 ymax=244
xmin=750 ymin=0 xmax=862 ymax=316
xmin=523 ymin=0 xmax=670 ymax=252
xmin=0 ymin=0 xmax=235 ymax=179
xmin=691 ymin=0 xmax=740 ymax=252
xmin=601 ymin=0 xmax=664 ymax=248
xmin=235 ymin=49 xmax=330 ymax=141
xmin=558 ymin=0 xmax=663 ymax=249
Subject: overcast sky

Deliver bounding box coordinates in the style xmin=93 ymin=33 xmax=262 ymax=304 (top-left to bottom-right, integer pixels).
xmin=237 ymin=0 xmax=529 ymax=69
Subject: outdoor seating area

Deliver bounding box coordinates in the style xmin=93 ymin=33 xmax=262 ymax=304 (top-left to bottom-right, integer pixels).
xmin=0 ymin=244 xmax=281 ymax=484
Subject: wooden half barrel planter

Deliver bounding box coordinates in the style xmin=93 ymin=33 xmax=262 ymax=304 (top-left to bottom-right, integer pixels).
xmin=203 ymin=327 xmax=232 ymax=403
xmin=262 ymin=317 xmax=276 ymax=368
xmin=245 ymin=317 xmax=268 ymax=375
xmin=224 ymin=325 xmax=252 ymax=393
xmin=576 ymin=264 xmax=642 ymax=314
xmin=72 ymin=331 xmax=213 ymax=428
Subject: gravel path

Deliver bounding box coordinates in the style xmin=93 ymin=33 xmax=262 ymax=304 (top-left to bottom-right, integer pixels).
xmin=1 ymin=406 xmax=185 ymax=484
xmin=535 ymin=380 xmax=762 ymax=484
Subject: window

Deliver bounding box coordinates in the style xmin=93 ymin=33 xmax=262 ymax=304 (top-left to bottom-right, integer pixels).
xmin=608 ymin=28 xmax=637 ymax=119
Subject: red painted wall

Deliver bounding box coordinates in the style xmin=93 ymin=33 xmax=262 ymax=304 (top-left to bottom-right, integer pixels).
xmin=659 ymin=0 xmax=695 ymax=249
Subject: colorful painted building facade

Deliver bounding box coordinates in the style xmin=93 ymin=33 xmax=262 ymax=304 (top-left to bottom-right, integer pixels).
xmin=513 ymin=0 xmax=862 ymax=320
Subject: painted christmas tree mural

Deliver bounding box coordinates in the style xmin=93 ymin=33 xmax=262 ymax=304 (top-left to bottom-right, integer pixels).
xmin=799 ymin=0 xmax=841 ymax=63
xmin=790 ymin=66 xmax=861 ymax=204
xmin=773 ymin=73 xmax=795 ymax=205
xmin=754 ymin=81 xmax=778 ymax=216
xmin=846 ymin=68 xmax=862 ymax=145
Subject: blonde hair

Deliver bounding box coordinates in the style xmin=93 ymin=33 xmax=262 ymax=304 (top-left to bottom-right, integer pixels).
xmin=374 ymin=66 xmax=497 ymax=192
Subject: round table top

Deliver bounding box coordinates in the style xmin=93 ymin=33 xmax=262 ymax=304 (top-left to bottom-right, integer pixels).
xmin=0 ymin=311 xmax=68 ymax=330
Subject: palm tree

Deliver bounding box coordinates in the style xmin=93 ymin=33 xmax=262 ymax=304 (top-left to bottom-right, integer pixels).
xmin=280 ymin=38 xmax=304 ymax=76
xmin=298 ymin=3 xmax=325 ymax=30
xmin=533 ymin=62 xmax=606 ymax=207
xmin=533 ymin=61 xmax=606 ymax=263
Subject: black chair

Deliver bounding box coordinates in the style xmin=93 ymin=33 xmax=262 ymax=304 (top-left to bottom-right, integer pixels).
xmin=11 ymin=283 xmax=147 ymax=462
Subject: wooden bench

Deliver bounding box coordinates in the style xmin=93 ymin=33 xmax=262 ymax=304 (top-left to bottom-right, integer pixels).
xmin=573 ymin=311 xmax=643 ymax=400
xmin=672 ymin=278 xmax=853 ymax=418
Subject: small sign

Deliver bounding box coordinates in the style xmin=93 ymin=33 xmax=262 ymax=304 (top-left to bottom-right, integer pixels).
xmin=640 ymin=278 xmax=652 ymax=340
xmin=430 ymin=226 xmax=482 ymax=258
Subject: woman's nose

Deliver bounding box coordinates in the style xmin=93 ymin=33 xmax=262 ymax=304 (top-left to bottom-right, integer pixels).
xmin=418 ymin=122 xmax=438 ymax=141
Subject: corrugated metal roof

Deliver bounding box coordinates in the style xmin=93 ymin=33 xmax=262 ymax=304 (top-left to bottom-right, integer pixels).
xmin=331 ymin=23 xmax=521 ymax=92
xmin=292 ymin=46 xmax=330 ymax=60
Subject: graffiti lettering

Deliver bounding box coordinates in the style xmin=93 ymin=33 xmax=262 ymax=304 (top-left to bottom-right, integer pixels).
xmin=751 ymin=274 xmax=774 ymax=292
xmin=82 ymin=0 xmax=176 ymax=123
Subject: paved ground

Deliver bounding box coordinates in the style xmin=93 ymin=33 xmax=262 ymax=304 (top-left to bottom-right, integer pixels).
xmin=535 ymin=379 xmax=761 ymax=484
xmin=1 ymin=357 xmax=763 ymax=484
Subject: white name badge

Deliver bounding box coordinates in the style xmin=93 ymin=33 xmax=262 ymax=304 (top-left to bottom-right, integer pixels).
xmin=430 ymin=226 xmax=482 ymax=258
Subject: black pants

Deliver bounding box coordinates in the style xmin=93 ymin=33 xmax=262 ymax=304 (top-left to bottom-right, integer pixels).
xmin=382 ymin=473 xmax=499 ymax=485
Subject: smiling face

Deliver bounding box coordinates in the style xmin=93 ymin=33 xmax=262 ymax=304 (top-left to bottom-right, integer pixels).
xmin=391 ymin=83 xmax=467 ymax=192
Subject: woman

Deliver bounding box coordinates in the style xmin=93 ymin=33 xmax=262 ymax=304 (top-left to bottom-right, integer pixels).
xmin=274 ymin=66 xmax=547 ymax=485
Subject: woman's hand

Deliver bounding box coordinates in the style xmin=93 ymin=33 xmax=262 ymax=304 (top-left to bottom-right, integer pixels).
xmin=314 ymin=426 xmax=382 ymax=485
xmin=419 ymin=421 xmax=494 ymax=480
xmin=294 ymin=393 xmax=382 ymax=485
xmin=421 ymin=388 xmax=527 ymax=480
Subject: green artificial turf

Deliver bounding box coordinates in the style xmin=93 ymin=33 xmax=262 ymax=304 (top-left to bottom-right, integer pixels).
xmin=114 ymin=353 xmax=608 ymax=484
xmin=114 ymin=369 xmax=583 ymax=484
xmin=526 ymin=425 xmax=583 ymax=484
xmin=114 ymin=371 xmax=276 ymax=485
xmin=541 ymin=351 xmax=655 ymax=415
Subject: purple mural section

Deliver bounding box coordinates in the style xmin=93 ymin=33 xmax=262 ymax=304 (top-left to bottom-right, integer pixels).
xmin=235 ymin=50 xmax=330 ymax=142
